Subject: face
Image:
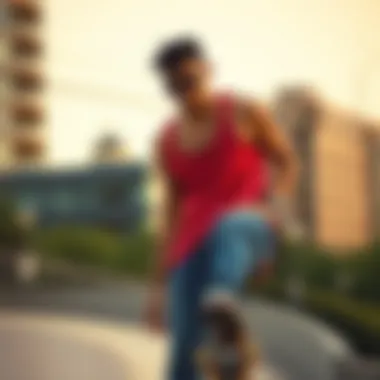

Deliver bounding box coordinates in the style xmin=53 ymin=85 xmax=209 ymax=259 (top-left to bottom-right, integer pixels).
xmin=162 ymin=58 xmax=210 ymax=106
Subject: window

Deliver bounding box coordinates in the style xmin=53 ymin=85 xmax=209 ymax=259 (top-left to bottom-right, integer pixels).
xmin=10 ymin=34 xmax=42 ymax=58
xmin=9 ymin=2 xmax=42 ymax=24
xmin=101 ymin=182 xmax=126 ymax=209
xmin=12 ymin=102 xmax=44 ymax=125
xmin=16 ymin=193 xmax=39 ymax=224
xmin=11 ymin=69 xmax=43 ymax=92
xmin=51 ymin=189 xmax=76 ymax=214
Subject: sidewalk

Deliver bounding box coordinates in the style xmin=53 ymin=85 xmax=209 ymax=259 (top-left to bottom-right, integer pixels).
xmin=0 ymin=310 xmax=282 ymax=380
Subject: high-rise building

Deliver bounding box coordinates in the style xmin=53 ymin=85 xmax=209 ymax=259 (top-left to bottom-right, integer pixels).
xmin=274 ymin=87 xmax=380 ymax=250
xmin=1 ymin=0 xmax=45 ymax=168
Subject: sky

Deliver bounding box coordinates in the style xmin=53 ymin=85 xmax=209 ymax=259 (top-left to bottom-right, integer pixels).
xmin=45 ymin=0 xmax=380 ymax=163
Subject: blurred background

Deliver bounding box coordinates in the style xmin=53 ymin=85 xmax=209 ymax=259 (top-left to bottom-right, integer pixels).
xmin=0 ymin=0 xmax=379 ymax=379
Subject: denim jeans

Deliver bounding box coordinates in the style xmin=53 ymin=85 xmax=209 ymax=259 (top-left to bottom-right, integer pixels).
xmin=167 ymin=211 xmax=274 ymax=380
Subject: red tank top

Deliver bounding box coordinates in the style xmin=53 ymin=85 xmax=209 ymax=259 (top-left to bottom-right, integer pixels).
xmin=159 ymin=93 xmax=268 ymax=269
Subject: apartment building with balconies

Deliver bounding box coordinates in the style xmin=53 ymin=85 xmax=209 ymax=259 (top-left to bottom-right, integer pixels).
xmin=1 ymin=0 xmax=45 ymax=168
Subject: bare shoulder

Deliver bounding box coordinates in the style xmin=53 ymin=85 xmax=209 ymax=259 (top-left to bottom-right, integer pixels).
xmin=233 ymin=94 xmax=272 ymax=142
xmin=236 ymin=95 xmax=297 ymax=161
xmin=235 ymin=95 xmax=272 ymax=121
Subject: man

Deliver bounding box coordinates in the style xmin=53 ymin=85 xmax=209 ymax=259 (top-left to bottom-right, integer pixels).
xmin=146 ymin=37 xmax=299 ymax=380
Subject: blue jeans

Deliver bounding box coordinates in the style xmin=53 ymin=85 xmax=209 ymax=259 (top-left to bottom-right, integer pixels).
xmin=168 ymin=211 xmax=274 ymax=380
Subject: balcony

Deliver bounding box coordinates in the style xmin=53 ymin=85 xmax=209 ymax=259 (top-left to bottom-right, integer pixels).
xmin=10 ymin=100 xmax=44 ymax=125
xmin=8 ymin=0 xmax=42 ymax=26
xmin=10 ymin=31 xmax=42 ymax=59
xmin=11 ymin=132 xmax=45 ymax=160
xmin=10 ymin=66 xmax=44 ymax=92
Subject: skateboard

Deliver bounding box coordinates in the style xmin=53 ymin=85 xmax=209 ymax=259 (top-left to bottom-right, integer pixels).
xmin=196 ymin=305 xmax=259 ymax=380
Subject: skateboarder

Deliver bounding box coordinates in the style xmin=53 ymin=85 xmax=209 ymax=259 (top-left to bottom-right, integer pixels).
xmin=146 ymin=36 xmax=299 ymax=380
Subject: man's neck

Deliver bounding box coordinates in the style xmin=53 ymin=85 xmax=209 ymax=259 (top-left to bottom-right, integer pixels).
xmin=182 ymin=92 xmax=215 ymax=122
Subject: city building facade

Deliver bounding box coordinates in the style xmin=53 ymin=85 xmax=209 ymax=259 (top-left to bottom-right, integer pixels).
xmin=0 ymin=163 xmax=147 ymax=230
xmin=1 ymin=0 xmax=45 ymax=168
xmin=274 ymin=87 xmax=380 ymax=250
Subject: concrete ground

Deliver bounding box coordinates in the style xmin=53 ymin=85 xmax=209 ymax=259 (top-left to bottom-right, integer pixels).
xmin=0 ymin=310 xmax=282 ymax=380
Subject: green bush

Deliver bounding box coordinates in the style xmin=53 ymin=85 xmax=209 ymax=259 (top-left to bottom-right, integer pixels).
xmin=275 ymin=241 xmax=340 ymax=289
xmin=304 ymin=290 xmax=380 ymax=355
xmin=34 ymin=226 xmax=120 ymax=266
xmin=118 ymin=230 xmax=154 ymax=276
xmin=252 ymin=281 xmax=380 ymax=355
xmin=33 ymin=226 xmax=154 ymax=277
xmin=274 ymin=241 xmax=380 ymax=302
xmin=249 ymin=278 xmax=285 ymax=301
xmin=0 ymin=195 xmax=27 ymax=250
xmin=251 ymin=240 xmax=380 ymax=355
xmin=346 ymin=247 xmax=380 ymax=303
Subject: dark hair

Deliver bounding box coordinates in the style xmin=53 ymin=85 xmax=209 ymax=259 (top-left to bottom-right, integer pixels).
xmin=153 ymin=37 xmax=204 ymax=72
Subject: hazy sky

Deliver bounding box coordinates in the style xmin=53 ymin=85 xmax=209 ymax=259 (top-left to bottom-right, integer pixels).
xmin=46 ymin=0 xmax=380 ymax=163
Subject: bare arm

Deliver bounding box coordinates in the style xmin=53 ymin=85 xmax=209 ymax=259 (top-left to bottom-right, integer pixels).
xmin=245 ymin=100 xmax=300 ymax=199
xmin=242 ymin=99 xmax=302 ymax=238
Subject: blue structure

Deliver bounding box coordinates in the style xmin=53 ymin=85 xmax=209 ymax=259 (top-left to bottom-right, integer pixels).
xmin=0 ymin=163 xmax=147 ymax=230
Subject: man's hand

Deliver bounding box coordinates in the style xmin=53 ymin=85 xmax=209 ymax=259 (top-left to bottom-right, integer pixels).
xmin=269 ymin=195 xmax=304 ymax=240
xmin=145 ymin=285 xmax=166 ymax=333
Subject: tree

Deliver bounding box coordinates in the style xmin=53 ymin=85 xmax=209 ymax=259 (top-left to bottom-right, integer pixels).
xmin=91 ymin=132 xmax=130 ymax=163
